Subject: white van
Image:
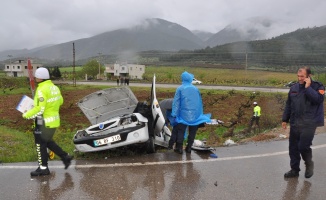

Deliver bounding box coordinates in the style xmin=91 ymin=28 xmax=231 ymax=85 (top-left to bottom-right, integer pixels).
xmin=192 ymin=78 xmax=202 ymax=84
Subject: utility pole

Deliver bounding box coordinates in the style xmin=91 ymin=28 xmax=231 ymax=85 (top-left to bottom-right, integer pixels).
xmin=98 ymin=52 xmax=102 ymax=79
xmin=73 ymin=43 xmax=76 ymax=86
xmin=245 ymin=50 xmax=248 ymax=71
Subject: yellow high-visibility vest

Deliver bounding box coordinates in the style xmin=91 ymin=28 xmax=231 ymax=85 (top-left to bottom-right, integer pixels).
xmin=254 ymin=106 xmax=261 ymax=117
xmin=23 ymin=80 xmax=63 ymax=128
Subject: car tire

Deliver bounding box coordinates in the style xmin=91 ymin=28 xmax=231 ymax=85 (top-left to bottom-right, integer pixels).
xmin=146 ymin=136 xmax=156 ymax=154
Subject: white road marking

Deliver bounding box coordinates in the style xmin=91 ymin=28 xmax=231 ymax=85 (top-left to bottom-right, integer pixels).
xmin=2 ymin=144 xmax=326 ymax=169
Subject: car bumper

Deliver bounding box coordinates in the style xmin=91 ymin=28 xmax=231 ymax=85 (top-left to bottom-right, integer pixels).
xmin=73 ymin=125 xmax=149 ymax=152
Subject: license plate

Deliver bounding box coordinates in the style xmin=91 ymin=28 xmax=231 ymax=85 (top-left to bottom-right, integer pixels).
xmin=93 ymin=135 xmax=121 ymax=147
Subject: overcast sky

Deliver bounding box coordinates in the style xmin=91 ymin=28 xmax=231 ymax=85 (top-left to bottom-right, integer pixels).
xmin=1 ymin=0 xmax=325 ymax=52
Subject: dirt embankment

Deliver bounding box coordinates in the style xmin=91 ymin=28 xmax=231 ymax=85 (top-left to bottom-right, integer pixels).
xmin=1 ymin=87 xmax=325 ymax=144
xmin=239 ymin=122 xmax=326 ymax=144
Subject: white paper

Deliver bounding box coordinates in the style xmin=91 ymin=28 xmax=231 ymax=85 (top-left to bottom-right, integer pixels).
xmin=16 ymin=95 xmax=34 ymax=113
xmin=206 ymin=119 xmax=224 ymax=125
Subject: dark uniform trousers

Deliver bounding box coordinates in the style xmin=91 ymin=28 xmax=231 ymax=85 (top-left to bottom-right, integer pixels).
xmin=289 ymin=125 xmax=316 ymax=171
xmin=33 ymin=124 xmax=68 ymax=167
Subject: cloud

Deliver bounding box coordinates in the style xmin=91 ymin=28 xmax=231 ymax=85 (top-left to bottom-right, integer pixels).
xmin=0 ymin=0 xmax=325 ymax=52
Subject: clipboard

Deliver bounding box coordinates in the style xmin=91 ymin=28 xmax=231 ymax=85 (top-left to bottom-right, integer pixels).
xmin=16 ymin=95 xmax=34 ymax=113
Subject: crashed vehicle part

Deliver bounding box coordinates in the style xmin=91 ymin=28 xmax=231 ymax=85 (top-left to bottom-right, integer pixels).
xmin=73 ymin=75 xmax=171 ymax=153
xmin=77 ymin=87 xmax=138 ymax=125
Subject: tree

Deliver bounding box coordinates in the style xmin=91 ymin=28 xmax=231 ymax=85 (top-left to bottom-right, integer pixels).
xmin=82 ymin=59 xmax=104 ymax=78
xmin=51 ymin=67 xmax=62 ymax=79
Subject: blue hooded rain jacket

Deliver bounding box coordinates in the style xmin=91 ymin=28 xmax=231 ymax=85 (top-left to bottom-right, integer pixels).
xmin=171 ymin=71 xmax=211 ymax=126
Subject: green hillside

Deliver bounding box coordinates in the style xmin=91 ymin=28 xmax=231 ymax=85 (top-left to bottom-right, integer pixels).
xmin=140 ymin=26 xmax=326 ymax=69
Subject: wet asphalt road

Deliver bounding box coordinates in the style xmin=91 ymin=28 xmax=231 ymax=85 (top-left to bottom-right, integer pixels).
xmin=1 ymin=133 xmax=326 ymax=200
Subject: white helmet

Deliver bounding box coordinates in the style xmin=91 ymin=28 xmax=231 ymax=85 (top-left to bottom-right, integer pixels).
xmin=35 ymin=68 xmax=50 ymax=79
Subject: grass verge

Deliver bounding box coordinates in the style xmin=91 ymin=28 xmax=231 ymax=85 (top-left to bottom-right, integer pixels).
xmin=0 ymin=126 xmax=76 ymax=163
xmin=0 ymin=126 xmax=36 ymax=163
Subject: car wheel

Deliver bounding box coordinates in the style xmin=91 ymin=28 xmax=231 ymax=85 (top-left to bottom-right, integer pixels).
xmin=146 ymin=136 xmax=156 ymax=154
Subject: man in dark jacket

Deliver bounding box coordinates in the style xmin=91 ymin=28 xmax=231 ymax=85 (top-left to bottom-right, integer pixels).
xmin=159 ymin=98 xmax=178 ymax=149
xmin=282 ymin=67 xmax=325 ymax=178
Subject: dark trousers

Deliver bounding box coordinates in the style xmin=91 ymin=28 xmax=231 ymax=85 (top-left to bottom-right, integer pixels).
xmin=289 ymin=125 xmax=316 ymax=171
xmin=33 ymin=125 xmax=67 ymax=167
xmin=250 ymin=116 xmax=260 ymax=127
xmin=168 ymin=126 xmax=178 ymax=147
xmin=175 ymin=123 xmax=198 ymax=147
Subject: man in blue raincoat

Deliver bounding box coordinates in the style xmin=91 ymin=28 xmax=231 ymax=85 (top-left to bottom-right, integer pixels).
xmin=171 ymin=71 xmax=211 ymax=154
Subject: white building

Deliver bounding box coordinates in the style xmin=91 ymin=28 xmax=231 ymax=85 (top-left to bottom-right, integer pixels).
xmin=4 ymin=59 xmax=43 ymax=77
xmin=105 ymin=62 xmax=145 ymax=79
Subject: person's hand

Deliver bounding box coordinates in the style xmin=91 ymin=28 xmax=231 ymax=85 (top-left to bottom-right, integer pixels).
xmin=282 ymin=122 xmax=287 ymax=129
xmin=169 ymin=117 xmax=176 ymax=126
xmin=304 ymin=77 xmax=311 ymax=88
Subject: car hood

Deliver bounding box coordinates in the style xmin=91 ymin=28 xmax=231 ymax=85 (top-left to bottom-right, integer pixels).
xmin=77 ymin=87 xmax=138 ymax=125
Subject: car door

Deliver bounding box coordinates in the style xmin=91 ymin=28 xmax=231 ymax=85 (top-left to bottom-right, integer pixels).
xmin=150 ymin=75 xmax=171 ymax=146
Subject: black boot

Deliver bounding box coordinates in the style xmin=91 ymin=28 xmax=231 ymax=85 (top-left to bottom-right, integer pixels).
xmin=31 ymin=166 xmax=50 ymax=176
xmin=305 ymin=161 xmax=314 ymax=178
xmin=185 ymin=145 xmax=192 ymax=154
xmin=174 ymin=143 xmax=183 ymax=154
xmin=167 ymin=141 xmax=174 ymax=150
xmin=62 ymin=154 xmax=74 ymax=169
xmin=284 ymin=169 xmax=299 ymax=178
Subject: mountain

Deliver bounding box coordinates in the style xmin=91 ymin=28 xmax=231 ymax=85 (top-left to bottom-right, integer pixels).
xmin=2 ymin=18 xmax=204 ymax=62
xmin=224 ymin=25 xmax=326 ymax=53
xmin=206 ymin=17 xmax=273 ymax=47
xmin=0 ymin=44 xmax=54 ymax=61
xmin=1 ymin=17 xmax=324 ymax=65
xmin=192 ymin=30 xmax=214 ymax=42
xmin=172 ymin=26 xmax=326 ymax=67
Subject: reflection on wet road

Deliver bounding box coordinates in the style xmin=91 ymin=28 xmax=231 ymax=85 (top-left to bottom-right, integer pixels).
xmin=74 ymin=153 xmax=202 ymax=199
xmin=282 ymin=178 xmax=312 ymax=200
xmin=1 ymin=134 xmax=326 ymax=199
xmin=34 ymin=172 xmax=74 ymax=200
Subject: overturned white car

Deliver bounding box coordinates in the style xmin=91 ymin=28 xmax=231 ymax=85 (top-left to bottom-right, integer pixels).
xmin=73 ymin=76 xmax=171 ymax=153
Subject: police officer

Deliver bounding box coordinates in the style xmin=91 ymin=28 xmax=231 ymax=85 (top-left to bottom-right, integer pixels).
xmin=282 ymin=66 xmax=325 ymax=178
xmin=23 ymin=67 xmax=73 ymax=176
xmin=250 ymin=102 xmax=261 ymax=128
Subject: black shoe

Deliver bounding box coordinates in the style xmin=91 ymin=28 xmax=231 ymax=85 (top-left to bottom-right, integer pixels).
xmin=62 ymin=155 xmax=73 ymax=169
xmin=30 ymin=167 xmax=50 ymax=176
xmin=167 ymin=145 xmax=173 ymax=150
xmin=305 ymin=161 xmax=314 ymax=178
xmin=284 ymin=169 xmax=299 ymax=178
xmin=174 ymin=143 xmax=183 ymax=154
xmin=174 ymin=148 xmax=183 ymax=154
xmin=185 ymin=146 xmax=192 ymax=154
xmin=167 ymin=147 xmax=174 ymax=152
